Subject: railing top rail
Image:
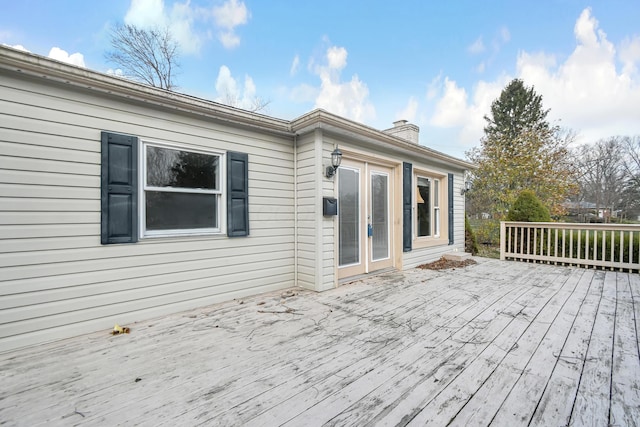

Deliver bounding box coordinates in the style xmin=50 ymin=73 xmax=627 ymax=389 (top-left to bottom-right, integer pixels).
xmin=501 ymin=221 xmax=640 ymax=231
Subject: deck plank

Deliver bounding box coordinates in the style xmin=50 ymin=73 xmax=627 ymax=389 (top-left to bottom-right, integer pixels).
xmin=409 ymin=269 xmax=595 ymax=427
xmin=487 ymin=269 xmax=595 ymax=426
xmin=569 ymin=270 xmax=617 ymax=426
xmin=0 ymin=260 xmax=638 ymax=426
xmin=529 ymin=270 xmax=605 ymax=426
xmin=430 ymin=267 xmax=583 ymax=426
xmin=326 ymin=266 xmax=566 ymax=426
xmin=609 ymin=272 xmax=640 ymax=426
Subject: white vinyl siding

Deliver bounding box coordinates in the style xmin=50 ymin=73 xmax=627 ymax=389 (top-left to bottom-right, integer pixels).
xmin=294 ymin=133 xmax=317 ymax=290
xmin=0 ymin=70 xmax=295 ymax=352
xmin=320 ymin=139 xmax=337 ymax=290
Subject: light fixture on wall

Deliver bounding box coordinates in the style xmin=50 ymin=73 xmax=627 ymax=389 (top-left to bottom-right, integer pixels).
xmin=460 ymin=180 xmax=472 ymax=195
xmin=325 ymin=146 xmax=343 ymax=178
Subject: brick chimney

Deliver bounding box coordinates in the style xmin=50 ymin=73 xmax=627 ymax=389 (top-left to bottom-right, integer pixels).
xmin=383 ymin=120 xmax=419 ymax=144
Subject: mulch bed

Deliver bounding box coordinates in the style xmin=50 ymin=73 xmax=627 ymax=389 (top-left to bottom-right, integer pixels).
xmin=417 ymin=256 xmax=477 ymax=271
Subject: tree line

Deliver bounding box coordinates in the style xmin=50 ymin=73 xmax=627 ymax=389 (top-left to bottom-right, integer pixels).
xmin=466 ymin=79 xmax=639 ymax=244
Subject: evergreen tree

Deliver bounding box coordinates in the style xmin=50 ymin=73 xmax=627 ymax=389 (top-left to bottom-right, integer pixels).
xmin=467 ymin=79 xmax=577 ymax=220
xmin=484 ymin=78 xmax=550 ymax=141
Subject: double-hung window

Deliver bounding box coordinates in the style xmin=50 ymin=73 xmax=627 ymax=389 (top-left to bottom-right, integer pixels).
xmin=142 ymin=142 xmax=223 ymax=237
xmin=416 ymin=175 xmax=441 ymax=239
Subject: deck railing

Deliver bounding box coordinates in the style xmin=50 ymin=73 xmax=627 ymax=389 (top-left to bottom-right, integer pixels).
xmin=500 ymin=221 xmax=640 ymax=272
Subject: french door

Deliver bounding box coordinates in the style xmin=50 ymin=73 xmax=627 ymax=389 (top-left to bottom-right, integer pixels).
xmin=338 ymin=160 xmax=394 ymax=279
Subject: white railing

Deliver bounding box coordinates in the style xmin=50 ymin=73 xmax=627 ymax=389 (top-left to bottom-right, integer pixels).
xmin=500 ymin=221 xmax=640 ymax=272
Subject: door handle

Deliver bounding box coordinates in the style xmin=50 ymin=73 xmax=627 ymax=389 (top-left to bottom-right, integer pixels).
xmin=368 ymin=224 xmax=373 ymax=237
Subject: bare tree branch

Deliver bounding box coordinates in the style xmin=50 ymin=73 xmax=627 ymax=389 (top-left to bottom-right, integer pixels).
xmin=105 ymin=24 xmax=180 ymax=91
xmin=220 ymin=90 xmax=271 ymax=113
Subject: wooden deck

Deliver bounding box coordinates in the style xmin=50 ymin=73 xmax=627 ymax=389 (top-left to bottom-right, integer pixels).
xmin=1 ymin=259 xmax=639 ymax=426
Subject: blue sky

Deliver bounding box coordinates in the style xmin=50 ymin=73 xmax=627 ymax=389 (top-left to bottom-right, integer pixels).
xmin=2 ymin=0 xmax=639 ymax=158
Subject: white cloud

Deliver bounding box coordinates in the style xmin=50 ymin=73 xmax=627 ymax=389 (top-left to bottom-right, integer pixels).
xmin=218 ymin=31 xmax=240 ymax=49
xmin=107 ymin=68 xmax=124 ymax=76
xmin=618 ymin=35 xmax=640 ymax=75
xmin=428 ymin=7 xmax=640 ymax=147
xmin=124 ymin=0 xmax=167 ymax=28
xmin=214 ymin=65 xmax=260 ymax=110
xmin=426 ymin=73 xmax=442 ymax=100
xmin=3 ymin=43 xmax=85 ymax=68
xmin=47 ymin=47 xmax=86 ymax=67
xmin=430 ymin=78 xmax=470 ymax=128
xmin=168 ymin=1 xmax=200 ymax=53
xmin=124 ymin=0 xmax=201 ymax=54
xmin=307 ymin=45 xmax=375 ymax=123
xmin=3 ymin=44 xmax=30 ymax=52
xmin=123 ymin=0 xmax=249 ymax=53
xmin=429 ymin=76 xmax=508 ymax=147
xmin=212 ymin=0 xmax=249 ymax=28
xmin=326 ymin=46 xmax=347 ymax=69
xmin=211 ymin=0 xmax=249 ymax=49
xmin=396 ymin=97 xmax=419 ymax=122
xmin=517 ymin=7 xmax=640 ymax=142
xmin=290 ymin=54 xmax=300 ymax=76
xmin=468 ymin=37 xmax=485 ymax=55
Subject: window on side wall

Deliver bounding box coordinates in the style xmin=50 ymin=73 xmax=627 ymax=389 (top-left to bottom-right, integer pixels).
xmin=142 ymin=142 xmax=223 ymax=237
xmin=415 ymin=174 xmax=442 ymax=239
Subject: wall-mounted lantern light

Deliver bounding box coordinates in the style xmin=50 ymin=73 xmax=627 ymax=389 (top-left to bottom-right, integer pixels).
xmin=460 ymin=180 xmax=472 ymax=195
xmin=325 ymin=146 xmax=343 ymax=178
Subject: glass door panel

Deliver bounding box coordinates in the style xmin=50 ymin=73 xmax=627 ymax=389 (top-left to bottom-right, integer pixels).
xmin=371 ymin=172 xmax=389 ymax=261
xmin=338 ymin=167 xmax=360 ymax=267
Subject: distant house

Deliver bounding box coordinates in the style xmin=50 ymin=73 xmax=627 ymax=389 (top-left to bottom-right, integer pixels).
xmin=0 ymin=46 xmax=473 ymax=352
xmin=563 ymin=200 xmax=611 ymax=222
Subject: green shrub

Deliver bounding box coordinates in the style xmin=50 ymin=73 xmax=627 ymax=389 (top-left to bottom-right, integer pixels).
xmin=507 ymin=190 xmax=551 ymax=222
xmin=465 ymin=215 xmax=479 ymax=255
xmin=475 ymin=219 xmax=501 ymax=246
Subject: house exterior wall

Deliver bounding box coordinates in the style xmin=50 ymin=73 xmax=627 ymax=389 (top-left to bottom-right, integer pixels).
xmin=0 ymin=47 xmax=474 ymax=352
xmin=294 ymin=132 xmax=317 ymax=290
xmin=294 ymin=130 xmax=337 ymax=292
xmin=320 ymin=136 xmax=338 ymax=291
xmin=0 ymin=69 xmax=296 ymax=352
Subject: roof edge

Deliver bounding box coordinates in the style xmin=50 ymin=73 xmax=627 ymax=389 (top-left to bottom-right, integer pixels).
xmin=0 ymin=45 xmax=293 ymax=137
xmin=291 ymin=109 xmax=475 ymax=170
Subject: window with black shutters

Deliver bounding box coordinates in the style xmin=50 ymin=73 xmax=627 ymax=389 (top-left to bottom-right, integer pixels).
xmin=101 ymin=132 xmax=250 ymax=243
xmin=142 ymin=142 xmax=223 ymax=237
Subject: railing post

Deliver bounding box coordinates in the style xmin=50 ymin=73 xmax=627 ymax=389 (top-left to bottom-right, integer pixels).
xmin=500 ymin=221 xmax=506 ymax=260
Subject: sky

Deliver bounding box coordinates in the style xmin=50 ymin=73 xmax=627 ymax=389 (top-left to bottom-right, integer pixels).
xmin=1 ymin=0 xmax=640 ymax=159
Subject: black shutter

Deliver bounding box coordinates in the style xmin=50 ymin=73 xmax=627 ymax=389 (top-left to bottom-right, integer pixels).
xmin=448 ymin=173 xmax=454 ymax=245
xmin=227 ymin=151 xmax=249 ymax=237
xmin=403 ymin=162 xmax=412 ymax=252
xmin=101 ymin=131 xmax=138 ymax=244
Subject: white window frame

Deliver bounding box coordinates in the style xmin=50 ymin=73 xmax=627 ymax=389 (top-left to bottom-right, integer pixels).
xmin=139 ymin=140 xmax=226 ymax=238
xmin=414 ymin=174 xmax=443 ymax=240
xmin=433 ymin=178 xmax=440 ymax=237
